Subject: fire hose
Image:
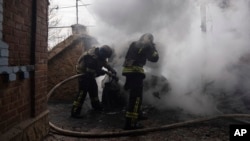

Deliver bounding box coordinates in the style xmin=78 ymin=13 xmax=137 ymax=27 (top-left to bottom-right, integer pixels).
xmin=47 ymin=74 xmax=250 ymax=138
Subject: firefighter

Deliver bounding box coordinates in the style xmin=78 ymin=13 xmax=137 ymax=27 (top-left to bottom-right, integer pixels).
xmin=122 ymin=33 xmax=159 ymax=130
xmin=71 ymin=45 xmax=116 ymax=118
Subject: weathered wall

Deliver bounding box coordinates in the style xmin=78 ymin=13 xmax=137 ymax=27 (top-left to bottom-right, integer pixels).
xmin=48 ymin=37 xmax=84 ymax=102
xmin=0 ymin=0 xmax=49 ymax=140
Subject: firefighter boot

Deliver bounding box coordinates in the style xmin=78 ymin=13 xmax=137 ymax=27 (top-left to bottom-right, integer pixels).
xmin=123 ymin=117 xmax=144 ymax=130
xmin=71 ymin=105 xmax=83 ymax=118
xmin=71 ymin=96 xmax=83 ymax=118
xmin=71 ymin=90 xmax=87 ymax=118
xmin=138 ymin=111 xmax=148 ymax=121
xmin=91 ymin=100 xmax=103 ymax=111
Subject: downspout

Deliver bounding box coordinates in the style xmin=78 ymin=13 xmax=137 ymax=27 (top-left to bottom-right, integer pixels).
xmin=30 ymin=0 xmax=37 ymax=117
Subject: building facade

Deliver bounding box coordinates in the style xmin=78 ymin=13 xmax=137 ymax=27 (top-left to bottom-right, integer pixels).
xmin=0 ymin=0 xmax=49 ymax=140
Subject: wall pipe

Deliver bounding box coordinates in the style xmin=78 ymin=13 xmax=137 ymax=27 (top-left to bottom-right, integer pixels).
xmin=30 ymin=0 xmax=37 ymax=117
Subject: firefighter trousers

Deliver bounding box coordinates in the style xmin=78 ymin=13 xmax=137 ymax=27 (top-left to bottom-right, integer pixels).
xmin=123 ymin=73 xmax=144 ymax=128
xmin=71 ymin=74 xmax=102 ymax=116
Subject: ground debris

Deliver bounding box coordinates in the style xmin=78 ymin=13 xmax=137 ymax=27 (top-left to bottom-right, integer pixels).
xmin=43 ymin=102 xmax=241 ymax=141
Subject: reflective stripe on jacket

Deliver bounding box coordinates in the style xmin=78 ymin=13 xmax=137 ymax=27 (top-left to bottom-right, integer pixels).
xmin=122 ymin=41 xmax=159 ymax=75
xmin=122 ymin=66 xmax=144 ymax=74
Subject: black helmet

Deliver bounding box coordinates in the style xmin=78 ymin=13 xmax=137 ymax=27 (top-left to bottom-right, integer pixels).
xmin=139 ymin=33 xmax=154 ymax=43
xmin=99 ymin=45 xmax=112 ymax=59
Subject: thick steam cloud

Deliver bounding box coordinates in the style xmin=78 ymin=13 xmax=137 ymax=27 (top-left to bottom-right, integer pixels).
xmin=88 ymin=0 xmax=250 ymax=116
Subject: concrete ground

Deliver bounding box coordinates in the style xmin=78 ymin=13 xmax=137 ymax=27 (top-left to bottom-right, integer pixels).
xmin=42 ymin=100 xmax=249 ymax=141
xmin=43 ymin=85 xmax=250 ymax=141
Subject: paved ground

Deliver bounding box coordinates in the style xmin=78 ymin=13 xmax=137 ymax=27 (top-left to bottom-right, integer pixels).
xmin=42 ymin=99 xmax=250 ymax=141
xmin=44 ymin=123 xmax=230 ymax=141
xmin=43 ymin=82 xmax=250 ymax=141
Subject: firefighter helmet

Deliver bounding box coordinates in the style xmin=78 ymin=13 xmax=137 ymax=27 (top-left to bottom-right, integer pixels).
xmin=139 ymin=33 xmax=154 ymax=44
xmin=99 ymin=45 xmax=112 ymax=59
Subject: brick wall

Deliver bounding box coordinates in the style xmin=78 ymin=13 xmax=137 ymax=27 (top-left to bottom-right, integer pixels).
xmin=0 ymin=0 xmax=49 ymax=140
xmin=48 ymin=38 xmax=84 ymax=102
xmin=3 ymin=0 xmax=32 ymax=66
xmin=47 ymin=26 xmax=97 ymax=102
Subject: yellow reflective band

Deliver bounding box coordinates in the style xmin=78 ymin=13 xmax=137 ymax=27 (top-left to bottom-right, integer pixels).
xmin=122 ymin=66 xmax=144 ymax=73
xmin=74 ymin=91 xmax=85 ymax=106
xmin=138 ymin=48 xmax=143 ymax=54
xmin=152 ymin=51 xmax=158 ymax=57
xmin=126 ymin=112 xmax=139 ymax=119
xmin=133 ymin=97 xmax=140 ymax=113
xmin=73 ymin=101 xmax=79 ymax=106
xmin=77 ymin=91 xmax=84 ymax=101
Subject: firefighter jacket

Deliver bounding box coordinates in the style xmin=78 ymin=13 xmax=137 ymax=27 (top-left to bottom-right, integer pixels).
xmin=76 ymin=47 xmax=113 ymax=77
xmin=122 ymin=41 xmax=159 ymax=75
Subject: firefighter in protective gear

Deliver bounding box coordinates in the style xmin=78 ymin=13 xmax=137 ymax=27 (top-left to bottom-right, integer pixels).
xmin=122 ymin=33 xmax=159 ymax=130
xmin=71 ymin=45 xmax=116 ymax=118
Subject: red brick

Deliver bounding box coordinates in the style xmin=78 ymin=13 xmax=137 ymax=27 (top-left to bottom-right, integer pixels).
xmin=18 ymin=103 xmax=29 ymax=113
xmin=22 ymin=0 xmax=32 ymax=7
xmin=0 ymin=121 xmax=6 ymax=132
xmin=20 ymin=109 xmax=30 ymax=120
xmin=4 ymin=20 xmax=15 ymax=28
xmin=1 ymin=109 xmax=17 ymax=121
xmin=1 ymin=0 xmax=49 ymax=135
xmin=5 ymin=115 xmax=20 ymax=131
xmin=2 ymin=96 xmax=11 ymax=106
xmin=0 ymin=105 xmax=9 ymax=115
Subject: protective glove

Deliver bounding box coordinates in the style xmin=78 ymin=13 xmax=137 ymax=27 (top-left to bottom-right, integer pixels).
xmin=105 ymin=70 xmax=119 ymax=81
xmin=109 ymin=68 xmax=117 ymax=75
xmin=96 ymin=69 xmax=106 ymax=76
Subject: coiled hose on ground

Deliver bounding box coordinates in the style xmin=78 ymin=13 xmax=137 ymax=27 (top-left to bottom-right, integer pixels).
xmin=47 ymin=74 xmax=250 ymax=138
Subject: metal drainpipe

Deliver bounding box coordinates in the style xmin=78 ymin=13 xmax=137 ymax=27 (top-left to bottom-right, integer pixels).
xmin=30 ymin=0 xmax=37 ymax=117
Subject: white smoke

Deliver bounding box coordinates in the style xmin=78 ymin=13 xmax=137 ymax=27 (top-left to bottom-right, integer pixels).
xmin=88 ymin=0 xmax=250 ymax=115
